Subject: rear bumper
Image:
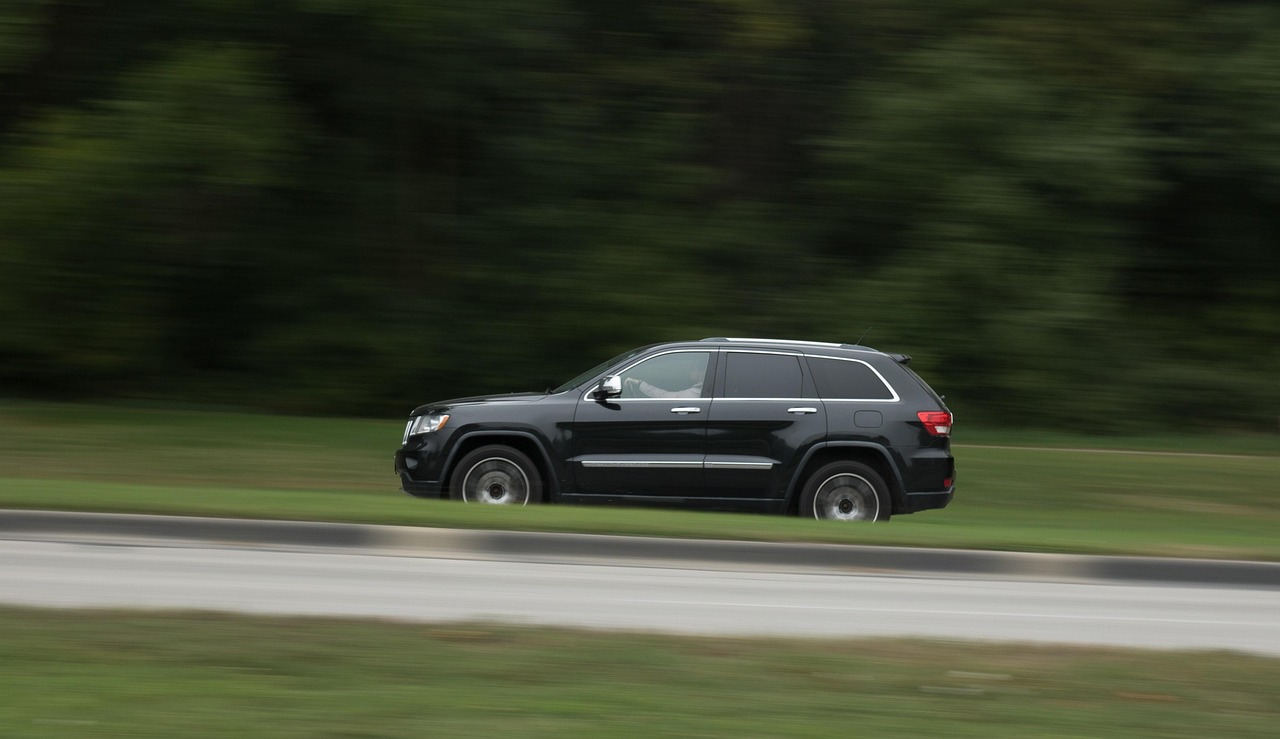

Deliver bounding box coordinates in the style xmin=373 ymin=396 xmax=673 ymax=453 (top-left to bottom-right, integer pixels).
xmin=903 ymin=487 xmax=954 ymax=513
xmin=897 ymin=444 xmax=954 ymax=514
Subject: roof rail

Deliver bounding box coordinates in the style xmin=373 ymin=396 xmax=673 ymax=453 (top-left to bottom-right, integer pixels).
xmin=699 ymin=337 xmax=878 ymax=351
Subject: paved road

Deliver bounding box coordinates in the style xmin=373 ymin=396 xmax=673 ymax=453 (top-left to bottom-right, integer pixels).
xmin=3 ymin=539 xmax=1278 ymax=655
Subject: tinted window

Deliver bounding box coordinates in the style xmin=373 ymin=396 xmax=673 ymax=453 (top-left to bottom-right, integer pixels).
xmin=808 ymin=357 xmax=894 ymax=400
xmin=722 ymin=352 xmax=803 ymax=398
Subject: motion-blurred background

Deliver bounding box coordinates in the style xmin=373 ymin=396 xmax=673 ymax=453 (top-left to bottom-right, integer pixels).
xmin=1 ymin=0 xmax=1277 ymax=429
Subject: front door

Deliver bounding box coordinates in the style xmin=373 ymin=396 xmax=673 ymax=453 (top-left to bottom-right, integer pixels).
xmin=570 ymin=350 xmax=714 ymax=498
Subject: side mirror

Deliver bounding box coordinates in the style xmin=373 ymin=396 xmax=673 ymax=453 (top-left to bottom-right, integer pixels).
xmin=593 ymin=375 xmax=622 ymax=399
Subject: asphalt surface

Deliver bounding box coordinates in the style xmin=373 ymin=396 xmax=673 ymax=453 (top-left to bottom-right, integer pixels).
xmin=2 ymin=510 xmax=1279 ymax=655
xmin=4 ymin=537 xmax=1280 ymax=656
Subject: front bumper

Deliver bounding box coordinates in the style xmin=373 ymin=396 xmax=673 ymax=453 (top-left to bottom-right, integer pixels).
xmin=394 ymin=449 xmax=445 ymax=498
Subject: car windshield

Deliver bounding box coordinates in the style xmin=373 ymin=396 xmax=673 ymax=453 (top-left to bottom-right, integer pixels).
xmin=551 ymin=345 xmax=651 ymax=394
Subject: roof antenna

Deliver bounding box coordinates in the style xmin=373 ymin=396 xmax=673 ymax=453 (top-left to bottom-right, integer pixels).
xmin=854 ymin=326 xmax=872 ymax=346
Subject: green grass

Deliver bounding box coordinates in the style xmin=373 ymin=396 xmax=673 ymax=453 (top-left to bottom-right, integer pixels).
xmin=2 ymin=400 xmax=1279 ymax=559
xmin=1 ymin=606 xmax=1277 ymax=738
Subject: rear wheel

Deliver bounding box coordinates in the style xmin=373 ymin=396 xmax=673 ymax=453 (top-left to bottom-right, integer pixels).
xmin=799 ymin=461 xmax=890 ymax=522
xmin=449 ymin=445 xmax=542 ymax=505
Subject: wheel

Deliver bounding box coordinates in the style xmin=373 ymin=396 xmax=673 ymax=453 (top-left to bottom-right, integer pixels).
xmin=449 ymin=445 xmax=542 ymax=505
xmin=799 ymin=461 xmax=890 ymax=522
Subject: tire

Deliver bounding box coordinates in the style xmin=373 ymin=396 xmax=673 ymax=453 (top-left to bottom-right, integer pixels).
xmin=799 ymin=461 xmax=890 ymax=522
xmin=449 ymin=445 xmax=543 ymax=506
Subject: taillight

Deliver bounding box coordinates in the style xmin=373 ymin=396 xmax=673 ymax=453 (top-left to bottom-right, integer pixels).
xmin=917 ymin=411 xmax=952 ymax=437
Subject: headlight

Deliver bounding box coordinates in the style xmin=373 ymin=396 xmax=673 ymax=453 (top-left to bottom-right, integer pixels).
xmin=402 ymin=413 xmax=450 ymax=444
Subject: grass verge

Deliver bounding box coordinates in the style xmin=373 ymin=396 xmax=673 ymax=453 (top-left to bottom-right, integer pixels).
xmin=2 ymin=606 xmax=1277 ymax=738
xmin=2 ymin=401 xmax=1278 ymax=559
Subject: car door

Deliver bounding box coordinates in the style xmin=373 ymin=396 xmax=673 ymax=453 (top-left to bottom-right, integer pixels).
xmin=569 ymin=350 xmax=714 ymax=498
xmin=704 ymin=350 xmax=827 ymax=501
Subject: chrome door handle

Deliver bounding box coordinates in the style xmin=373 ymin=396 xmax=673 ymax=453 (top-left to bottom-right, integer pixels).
xmin=787 ymin=407 xmax=818 ymax=415
xmin=670 ymin=406 xmax=701 ymax=414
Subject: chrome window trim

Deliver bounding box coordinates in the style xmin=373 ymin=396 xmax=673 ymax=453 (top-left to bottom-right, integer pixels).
xmin=576 ymin=346 xmax=900 ymax=402
xmin=813 ymin=397 xmax=899 ymax=404
xmin=586 ymin=397 xmax=704 ymax=403
xmin=709 ymin=397 xmax=816 ymax=403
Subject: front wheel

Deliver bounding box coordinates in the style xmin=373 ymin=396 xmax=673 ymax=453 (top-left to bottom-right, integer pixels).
xmin=799 ymin=461 xmax=890 ymax=522
xmin=449 ymin=445 xmax=542 ymax=506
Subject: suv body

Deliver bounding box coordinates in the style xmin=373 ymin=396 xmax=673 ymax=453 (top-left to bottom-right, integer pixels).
xmin=394 ymin=338 xmax=954 ymax=520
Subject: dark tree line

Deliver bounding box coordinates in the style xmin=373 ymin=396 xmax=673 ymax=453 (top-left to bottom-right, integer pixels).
xmin=1 ymin=0 xmax=1277 ymax=429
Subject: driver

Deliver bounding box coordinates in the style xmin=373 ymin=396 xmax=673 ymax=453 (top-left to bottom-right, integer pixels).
xmin=624 ymin=363 xmax=704 ymax=398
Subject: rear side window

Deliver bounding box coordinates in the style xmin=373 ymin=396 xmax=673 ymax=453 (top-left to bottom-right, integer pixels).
xmin=808 ymin=357 xmax=895 ymax=400
xmin=722 ymin=352 xmax=804 ymax=398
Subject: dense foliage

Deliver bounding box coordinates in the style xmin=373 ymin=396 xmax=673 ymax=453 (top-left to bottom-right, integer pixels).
xmin=1 ymin=1 xmax=1277 ymax=429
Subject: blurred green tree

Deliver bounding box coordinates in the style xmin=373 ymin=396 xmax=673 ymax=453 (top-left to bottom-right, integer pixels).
xmin=0 ymin=0 xmax=1275 ymax=428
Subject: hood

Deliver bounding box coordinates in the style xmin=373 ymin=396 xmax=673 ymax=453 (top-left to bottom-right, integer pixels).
xmin=411 ymin=391 xmax=547 ymax=416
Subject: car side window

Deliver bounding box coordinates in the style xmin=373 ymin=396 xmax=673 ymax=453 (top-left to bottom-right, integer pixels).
xmin=619 ymin=351 xmax=711 ymax=399
xmin=808 ymin=357 xmax=895 ymax=400
xmin=722 ymin=352 xmax=804 ymax=398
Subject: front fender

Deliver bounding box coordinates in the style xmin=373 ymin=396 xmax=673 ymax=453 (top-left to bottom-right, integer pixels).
xmin=441 ymin=429 xmax=563 ymax=498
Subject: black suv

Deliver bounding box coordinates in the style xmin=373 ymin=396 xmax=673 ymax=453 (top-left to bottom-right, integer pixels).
xmin=394 ymin=338 xmax=954 ymax=521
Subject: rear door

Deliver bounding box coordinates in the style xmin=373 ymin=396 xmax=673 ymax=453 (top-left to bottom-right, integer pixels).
xmin=704 ymin=350 xmax=827 ymax=501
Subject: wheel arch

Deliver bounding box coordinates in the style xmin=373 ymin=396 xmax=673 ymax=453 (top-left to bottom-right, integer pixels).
xmin=786 ymin=442 xmax=905 ymax=515
xmin=443 ymin=431 xmax=558 ymax=501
